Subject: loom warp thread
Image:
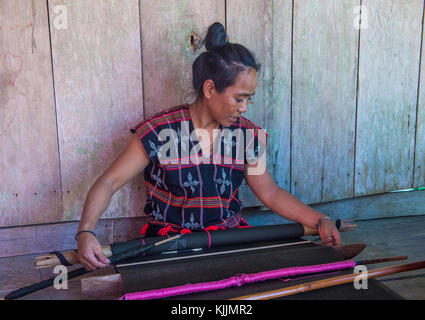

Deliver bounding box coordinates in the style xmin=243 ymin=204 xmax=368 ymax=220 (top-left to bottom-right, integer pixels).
xmin=119 ymin=260 xmax=356 ymax=300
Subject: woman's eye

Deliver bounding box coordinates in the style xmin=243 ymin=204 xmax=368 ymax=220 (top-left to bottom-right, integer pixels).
xmin=235 ymin=97 xmax=254 ymax=104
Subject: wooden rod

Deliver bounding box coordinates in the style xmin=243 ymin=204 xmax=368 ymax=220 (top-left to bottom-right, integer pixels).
xmin=154 ymin=235 xmax=181 ymax=246
xmin=357 ymin=256 xmax=408 ymax=265
xmin=34 ymin=246 xmax=112 ymax=268
xmin=230 ymin=260 xmax=425 ymax=300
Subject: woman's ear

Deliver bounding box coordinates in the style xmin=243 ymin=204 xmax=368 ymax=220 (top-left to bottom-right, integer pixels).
xmin=202 ymin=79 xmax=216 ymax=99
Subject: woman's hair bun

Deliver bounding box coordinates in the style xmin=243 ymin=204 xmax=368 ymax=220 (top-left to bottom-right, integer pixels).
xmin=204 ymin=22 xmax=228 ymax=51
xmin=192 ymin=22 xmax=260 ymax=97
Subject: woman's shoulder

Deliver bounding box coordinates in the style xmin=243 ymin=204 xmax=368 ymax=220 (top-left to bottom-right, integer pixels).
xmin=130 ymin=104 xmax=189 ymax=134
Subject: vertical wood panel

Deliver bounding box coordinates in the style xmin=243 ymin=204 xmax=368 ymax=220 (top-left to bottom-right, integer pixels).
xmin=415 ymin=3 xmax=425 ymax=189
xmin=227 ymin=0 xmax=275 ymax=207
xmin=270 ymin=0 xmax=292 ymax=192
xmin=227 ymin=0 xmax=274 ymax=130
xmin=49 ymin=0 xmax=145 ymax=221
xmin=355 ymin=0 xmax=422 ymax=196
xmin=0 ymin=0 xmax=62 ymax=226
xmin=292 ymin=0 xmax=359 ymax=204
xmin=140 ymin=0 xmax=226 ymax=118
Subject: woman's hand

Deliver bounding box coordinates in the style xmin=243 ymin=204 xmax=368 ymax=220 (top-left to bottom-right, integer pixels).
xmin=318 ymin=218 xmax=341 ymax=246
xmin=77 ymin=232 xmax=110 ymax=271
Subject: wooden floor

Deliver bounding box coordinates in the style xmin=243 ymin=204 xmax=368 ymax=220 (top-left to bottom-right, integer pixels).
xmin=1 ymin=215 xmax=425 ymax=300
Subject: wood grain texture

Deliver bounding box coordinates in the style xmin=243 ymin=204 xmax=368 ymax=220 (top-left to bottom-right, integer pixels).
xmin=227 ymin=0 xmax=275 ymax=207
xmin=0 ymin=219 xmax=112 ymax=258
xmin=243 ymin=189 xmax=425 ymax=225
xmin=0 ymin=0 xmax=62 ymax=226
xmin=112 ymin=216 xmax=146 ymax=243
xmin=139 ymin=0 xmax=225 ymax=118
xmin=355 ymin=0 xmax=423 ymax=196
xmin=269 ymin=0 xmax=292 ymax=192
xmin=81 ymin=273 xmax=123 ymax=298
xmin=414 ymin=3 xmax=425 ymax=189
xmin=49 ymin=0 xmax=145 ymax=221
xmin=292 ymin=0 xmax=359 ymax=204
xmin=312 ymin=189 xmax=425 ymax=222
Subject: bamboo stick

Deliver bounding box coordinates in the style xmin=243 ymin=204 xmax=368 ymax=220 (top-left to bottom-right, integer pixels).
xmin=230 ymin=260 xmax=425 ymax=300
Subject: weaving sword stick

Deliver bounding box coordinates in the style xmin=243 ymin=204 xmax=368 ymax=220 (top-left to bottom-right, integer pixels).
xmin=230 ymin=259 xmax=425 ymax=300
xmin=35 ymin=220 xmax=356 ymax=268
xmin=118 ymin=255 xmax=407 ymax=300
xmin=1 ymin=235 xmax=181 ymax=300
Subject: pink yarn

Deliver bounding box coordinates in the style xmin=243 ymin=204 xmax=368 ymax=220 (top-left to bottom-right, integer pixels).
xmin=118 ymin=260 xmax=356 ymax=300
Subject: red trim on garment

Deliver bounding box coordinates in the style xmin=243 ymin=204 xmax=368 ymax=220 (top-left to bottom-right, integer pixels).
xmin=139 ymin=217 xmax=252 ymax=237
xmin=140 ymin=223 xmax=150 ymax=236
xmin=157 ymin=225 xmax=179 ymax=236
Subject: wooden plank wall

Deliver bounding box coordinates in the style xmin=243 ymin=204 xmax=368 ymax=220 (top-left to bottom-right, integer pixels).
xmin=49 ymin=0 xmax=145 ymax=222
xmin=355 ymin=0 xmax=423 ymax=197
xmin=291 ymin=0 xmax=359 ymax=204
xmin=1 ymin=0 xmax=425 ymax=228
xmin=417 ymin=19 xmax=425 ymax=188
xmin=0 ymin=0 xmax=62 ymax=226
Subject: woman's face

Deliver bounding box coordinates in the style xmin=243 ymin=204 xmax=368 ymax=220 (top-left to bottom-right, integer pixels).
xmin=208 ymin=67 xmax=258 ymax=127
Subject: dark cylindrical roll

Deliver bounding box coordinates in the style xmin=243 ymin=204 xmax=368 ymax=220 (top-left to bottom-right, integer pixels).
xmin=111 ymin=223 xmax=305 ymax=257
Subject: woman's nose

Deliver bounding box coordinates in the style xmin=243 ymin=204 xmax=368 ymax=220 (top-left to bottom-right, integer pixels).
xmin=238 ymin=101 xmax=248 ymax=113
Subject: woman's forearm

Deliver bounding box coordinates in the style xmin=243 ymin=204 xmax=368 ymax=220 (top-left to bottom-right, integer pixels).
xmin=265 ymin=187 xmax=325 ymax=228
xmin=78 ymin=176 xmax=115 ymax=232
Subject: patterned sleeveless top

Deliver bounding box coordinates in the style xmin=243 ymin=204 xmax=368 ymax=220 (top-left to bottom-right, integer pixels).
xmin=131 ymin=104 xmax=267 ymax=230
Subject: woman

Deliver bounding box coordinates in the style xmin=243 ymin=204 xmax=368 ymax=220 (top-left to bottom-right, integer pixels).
xmin=76 ymin=22 xmax=340 ymax=271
